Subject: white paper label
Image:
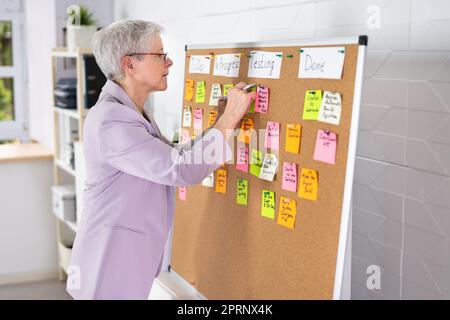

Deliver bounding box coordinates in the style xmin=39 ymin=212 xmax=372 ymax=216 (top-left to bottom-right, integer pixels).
xmin=318 ymin=91 xmax=342 ymax=125
xmin=213 ymin=54 xmax=241 ymax=77
xmin=298 ymin=47 xmax=345 ymax=79
xmin=247 ymin=51 xmax=283 ymax=79
xmin=189 ymin=55 xmax=211 ymax=74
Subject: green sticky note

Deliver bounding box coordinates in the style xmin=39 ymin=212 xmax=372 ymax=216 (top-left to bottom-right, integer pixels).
xmin=302 ymin=90 xmax=322 ymax=120
xmin=248 ymin=85 xmax=257 ymax=114
xmin=223 ymin=83 xmax=234 ymax=96
xmin=249 ymin=149 xmax=262 ymax=177
xmin=261 ymin=190 xmax=275 ymax=219
xmin=236 ymin=178 xmax=248 ymax=205
xmin=195 ymin=81 xmax=206 ymax=103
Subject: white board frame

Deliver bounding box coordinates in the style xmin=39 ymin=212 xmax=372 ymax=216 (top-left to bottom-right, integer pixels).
xmin=162 ymin=36 xmax=367 ymax=300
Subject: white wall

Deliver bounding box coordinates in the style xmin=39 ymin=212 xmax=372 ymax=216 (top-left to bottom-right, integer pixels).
xmin=26 ymin=0 xmax=114 ymax=151
xmin=0 ymin=160 xmax=57 ymax=284
xmin=114 ymin=0 xmax=450 ymax=299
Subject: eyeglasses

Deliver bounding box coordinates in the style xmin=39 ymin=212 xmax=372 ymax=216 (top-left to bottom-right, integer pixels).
xmin=126 ymin=52 xmax=169 ymax=62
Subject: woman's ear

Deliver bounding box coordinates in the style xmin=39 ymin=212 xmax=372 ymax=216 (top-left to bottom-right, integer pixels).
xmin=121 ymin=56 xmax=135 ymax=75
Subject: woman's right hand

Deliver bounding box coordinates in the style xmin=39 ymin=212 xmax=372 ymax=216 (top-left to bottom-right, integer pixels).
xmin=214 ymin=82 xmax=256 ymax=140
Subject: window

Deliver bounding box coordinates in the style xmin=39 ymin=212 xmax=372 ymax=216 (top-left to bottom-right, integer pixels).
xmin=0 ymin=1 xmax=26 ymax=142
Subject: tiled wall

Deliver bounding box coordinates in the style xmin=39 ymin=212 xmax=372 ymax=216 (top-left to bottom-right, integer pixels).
xmin=114 ymin=0 xmax=450 ymax=299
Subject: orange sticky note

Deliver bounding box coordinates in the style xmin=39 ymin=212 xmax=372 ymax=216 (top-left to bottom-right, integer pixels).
xmin=285 ymin=123 xmax=301 ymax=154
xmin=277 ymin=197 xmax=297 ymax=229
xmin=215 ymin=169 xmax=227 ymax=194
xmin=208 ymin=111 xmax=218 ymax=127
xmin=298 ymin=168 xmax=318 ymax=201
xmin=238 ymin=117 xmax=254 ymax=144
xmin=184 ymin=79 xmax=194 ymax=101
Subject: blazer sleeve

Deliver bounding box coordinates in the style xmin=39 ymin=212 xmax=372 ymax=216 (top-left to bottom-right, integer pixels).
xmin=98 ymin=108 xmax=232 ymax=186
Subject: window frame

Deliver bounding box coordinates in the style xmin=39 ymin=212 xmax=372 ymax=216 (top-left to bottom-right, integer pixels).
xmin=0 ymin=7 xmax=27 ymax=142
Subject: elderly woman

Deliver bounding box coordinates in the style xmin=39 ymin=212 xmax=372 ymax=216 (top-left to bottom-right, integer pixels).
xmin=66 ymin=20 xmax=255 ymax=300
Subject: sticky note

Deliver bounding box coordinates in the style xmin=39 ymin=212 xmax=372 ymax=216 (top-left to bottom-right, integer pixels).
xmin=182 ymin=106 xmax=192 ymax=127
xmin=209 ymin=83 xmax=222 ymax=106
xmin=264 ymin=121 xmax=280 ymax=151
xmin=298 ymin=168 xmax=318 ymax=201
xmin=254 ymin=86 xmax=270 ymax=113
xmin=180 ymin=129 xmax=190 ymax=144
xmin=236 ymin=144 xmax=249 ymax=173
xmin=277 ymin=197 xmax=297 ymax=229
xmin=215 ymin=169 xmax=227 ymax=194
xmin=238 ymin=117 xmax=254 ymax=144
xmin=285 ymin=123 xmax=301 ymax=154
xmin=318 ymin=91 xmax=342 ymax=125
xmin=223 ymin=83 xmax=233 ymax=96
xmin=282 ymin=162 xmax=297 ymax=192
xmin=313 ymin=129 xmax=337 ymax=164
xmin=193 ymin=108 xmax=203 ymax=132
xmin=184 ymin=79 xmax=194 ymax=101
xmin=248 ymin=85 xmax=257 ymax=113
xmin=249 ymin=149 xmax=262 ymax=177
xmin=202 ymin=172 xmax=214 ymax=188
xmin=208 ymin=111 xmax=218 ymax=128
xmin=236 ymin=178 xmax=248 ymax=205
xmin=259 ymin=153 xmax=278 ymax=182
xmin=261 ymin=190 xmax=275 ymax=219
xmin=179 ymin=186 xmax=186 ymax=201
xmin=302 ymin=90 xmax=322 ymax=120
xmin=195 ymin=81 xmax=206 ymax=103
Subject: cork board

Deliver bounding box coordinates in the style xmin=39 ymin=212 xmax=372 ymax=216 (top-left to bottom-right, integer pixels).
xmin=172 ymin=38 xmax=366 ymax=299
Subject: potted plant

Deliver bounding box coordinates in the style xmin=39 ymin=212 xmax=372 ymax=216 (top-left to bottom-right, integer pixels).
xmin=66 ymin=4 xmax=97 ymax=51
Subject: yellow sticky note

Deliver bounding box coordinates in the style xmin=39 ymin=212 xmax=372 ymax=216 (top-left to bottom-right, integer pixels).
xmin=261 ymin=190 xmax=275 ymax=219
xmin=285 ymin=123 xmax=301 ymax=154
xmin=238 ymin=117 xmax=254 ymax=144
xmin=298 ymin=168 xmax=318 ymax=201
xmin=302 ymin=90 xmax=322 ymax=120
xmin=184 ymin=79 xmax=194 ymax=101
xmin=277 ymin=196 xmax=297 ymax=229
xmin=223 ymin=83 xmax=234 ymax=96
xmin=215 ymin=169 xmax=227 ymax=194
xmin=236 ymin=178 xmax=248 ymax=205
xmin=249 ymin=149 xmax=262 ymax=177
xmin=195 ymin=81 xmax=206 ymax=103
xmin=208 ymin=111 xmax=218 ymax=127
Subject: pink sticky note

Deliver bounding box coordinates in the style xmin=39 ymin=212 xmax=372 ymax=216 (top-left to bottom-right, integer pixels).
xmin=194 ymin=108 xmax=203 ymax=131
xmin=282 ymin=162 xmax=297 ymax=192
xmin=254 ymin=86 xmax=270 ymax=113
xmin=181 ymin=130 xmax=190 ymax=144
xmin=264 ymin=121 xmax=280 ymax=150
xmin=313 ymin=129 xmax=337 ymax=164
xmin=179 ymin=186 xmax=186 ymax=201
xmin=236 ymin=144 xmax=249 ymax=173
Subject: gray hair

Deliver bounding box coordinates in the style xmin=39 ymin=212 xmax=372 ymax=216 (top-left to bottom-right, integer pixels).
xmin=92 ymin=20 xmax=163 ymax=81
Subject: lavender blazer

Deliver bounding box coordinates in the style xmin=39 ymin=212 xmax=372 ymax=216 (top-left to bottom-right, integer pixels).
xmin=66 ymin=80 xmax=231 ymax=299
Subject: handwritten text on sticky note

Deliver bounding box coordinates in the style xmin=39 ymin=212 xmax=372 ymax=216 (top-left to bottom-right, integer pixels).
xmin=259 ymin=153 xmax=278 ymax=181
xmin=298 ymin=168 xmax=318 ymax=201
xmin=193 ymin=108 xmax=203 ymax=132
xmin=313 ymin=130 xmax=337 ymax=164
xmin=285 ymin=123 xmax=301 ymax=154
xmin=261 ymin=190 xmax=275 ymax=219
xmin=250 ymin=149 xmax=262 ymax=177
xmin=215 ymin=169 xmax=227 ymax=194
xmin=318 ymin=91 xmax=342 ymax=125
xmin=236 ymin=143 xmax=249 ymax=173
xmin=264 ymin=121 xmax=280 ymax=151
xmin=195 ymin=81 xmax=206 ymax=103
xmin=209 ymin=83 xmax=222 ymax=106
xmin=236 ymin=178 xmax=248 ymax=205
xmin=282 ymin=162 xmax=297 ymax=193
xmin=185 ymin=79 xmax=194 ymax=101
xmin=182 ymin=107 xmax=192 ymax=127
xmin=303 ymin=90 xmax=322 ymax=120
xmin=254 ymin=86 xmax=270 ymax=113
xmin=277 ymin=197 xmax=297 ymax=229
